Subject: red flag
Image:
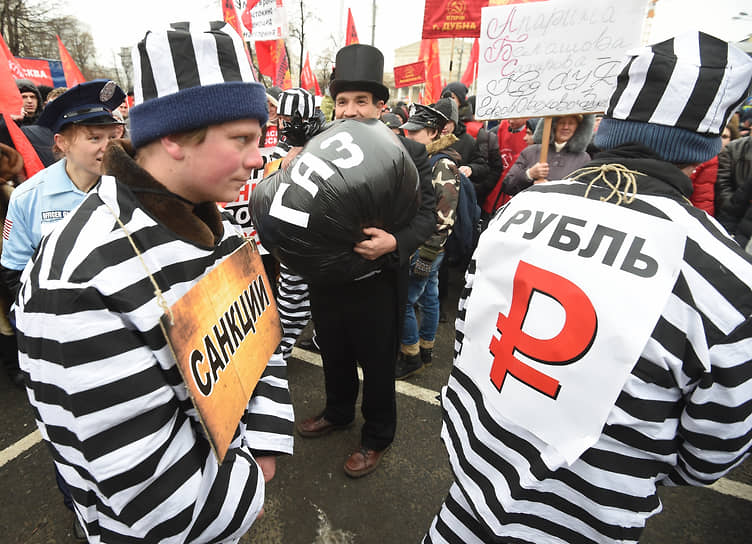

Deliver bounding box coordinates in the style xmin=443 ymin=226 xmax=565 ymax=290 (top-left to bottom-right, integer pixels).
xmin=419 ymin=39 xmax=442 ymax=103
xmin=57 ymin=36 xmax=85 ymax=87
xmin=0 ymin=33 xmax=25 ymax=82
xmin=1 ymin=113 xmax=44 ymax=178
xmin=221 ymin=0 xmax=244 ymax=37
xmin=0 ymin=35 xmax=43 ymax=176
xmin=255 ymin=40 xmax=275 ymax=78
xmin=345 ymin=8 xmax=359 ymax=46
xmin=275 ymin=40 xmax=292 ymax=89
xmin=241 ymin=0 xmax=261 ymax=34
xmin=0 ymin=36 xmax=23 ymax=116
xmin=301 ymin=52 xmax=321 ymax=95
xmin=220 ymin=0 xmax=257 ymax=79
xmin=256 ymin=40 xmax=291 ymax=88
xmin=461 ymin=38 xmax=479 ymax=87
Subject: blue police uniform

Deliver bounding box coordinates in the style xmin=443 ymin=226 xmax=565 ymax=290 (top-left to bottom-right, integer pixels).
xmin=1 ymin=158 xmax=89 ymax=271
xmin=1 ymin=79 xmax=124 ymax=275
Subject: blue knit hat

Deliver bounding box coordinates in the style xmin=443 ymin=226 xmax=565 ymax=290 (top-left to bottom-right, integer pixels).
xmin=595 ymin=31 xmax=752 ymax=164
xmin=129 ymin=21 xmax=268 ymax=149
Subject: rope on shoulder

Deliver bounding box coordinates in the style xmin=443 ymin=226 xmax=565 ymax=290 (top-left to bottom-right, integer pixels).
xmin=568 ymin=163 xmax=645 ymax=206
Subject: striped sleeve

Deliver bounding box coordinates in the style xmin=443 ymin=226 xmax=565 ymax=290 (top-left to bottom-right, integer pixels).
xmin=243 ymin=352 xmax=294 ymax=454
xmin=275 ymin=265 xmax=311 ymax=361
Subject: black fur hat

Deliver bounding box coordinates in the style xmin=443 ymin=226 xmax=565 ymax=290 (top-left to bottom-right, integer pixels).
xmin=329 ymin=44 xmax=389 ymax=103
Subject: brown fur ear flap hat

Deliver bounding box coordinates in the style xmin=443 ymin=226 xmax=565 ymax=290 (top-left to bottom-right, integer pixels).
xmin=0 ymin=143 xmax=23 ymax=182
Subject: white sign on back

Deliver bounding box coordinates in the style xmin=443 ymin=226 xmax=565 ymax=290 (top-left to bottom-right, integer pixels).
xmin=475 ymin=0 xmax=648 ymax=120
xmin=456 ymin=185 xmax=686 ymax=467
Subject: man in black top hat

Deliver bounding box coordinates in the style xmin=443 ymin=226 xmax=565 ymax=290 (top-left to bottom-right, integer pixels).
xmin=296 ymin=43 xmax=436 ymax=477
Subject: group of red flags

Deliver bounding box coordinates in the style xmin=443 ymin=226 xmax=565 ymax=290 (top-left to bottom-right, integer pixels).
xmin=222 ymin=0 xmax=296 ymax=89
xmin=0 ymin=33 xmax=86 ymax=179
xmin=221 ymin=1 xmax=478 ymax=102
xmin=222 ymin=2 xmax=365 ymax=95
xmin=0 ymin=0 xmax=506 ymax=178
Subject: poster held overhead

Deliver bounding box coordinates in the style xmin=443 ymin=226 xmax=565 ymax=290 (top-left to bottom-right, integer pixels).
xmin=474 ymin=0 xmax=648 ymax=121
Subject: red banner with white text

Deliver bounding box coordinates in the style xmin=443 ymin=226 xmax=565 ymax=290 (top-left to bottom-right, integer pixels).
xmin=422 ymin=0 xmax=488 ymax=39
xmin=394 ymin=61 xmax=426 ymax=88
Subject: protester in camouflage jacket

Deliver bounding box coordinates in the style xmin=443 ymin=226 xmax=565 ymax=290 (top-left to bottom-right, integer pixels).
xmin=396 ymin=101 xmax=460 ymax=379
xmin=423 ymin=133 xmax=461 ymax=253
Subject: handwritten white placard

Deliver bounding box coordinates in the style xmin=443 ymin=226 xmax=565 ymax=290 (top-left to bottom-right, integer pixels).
xmin=475 ymin=0 xmax=648 ymax=120
xmin=236 ymin=0 xmax=289 ymax=42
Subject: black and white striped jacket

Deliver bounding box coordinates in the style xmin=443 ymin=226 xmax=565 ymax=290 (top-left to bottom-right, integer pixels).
xmin=15 ymin=169 xmax=293 ymax=543
xmin=432 ymin=152 xmax=752 ymax=544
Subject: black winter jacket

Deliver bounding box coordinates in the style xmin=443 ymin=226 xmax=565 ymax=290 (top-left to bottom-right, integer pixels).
xmin=472 ymin=127 xmax=503 ymax=203
xmin=449 ymin=121 xmax=489 ymax=200
xmin=714 ymin=136 xmax=752 ymax=237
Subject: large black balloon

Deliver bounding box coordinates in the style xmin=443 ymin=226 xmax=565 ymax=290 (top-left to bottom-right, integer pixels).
xmin=250 ymin=119 xmax=420 ymax=284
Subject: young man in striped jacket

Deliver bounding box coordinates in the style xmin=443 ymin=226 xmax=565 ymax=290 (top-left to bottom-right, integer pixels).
xmin=425 ymin=31 xmax=752 ymax=544
xmin=13 ymin=22 xmax=293 ymax=543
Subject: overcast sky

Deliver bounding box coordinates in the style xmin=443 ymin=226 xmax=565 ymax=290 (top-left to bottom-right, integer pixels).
xmin=62 ymin=0 xmax=750 ymax=72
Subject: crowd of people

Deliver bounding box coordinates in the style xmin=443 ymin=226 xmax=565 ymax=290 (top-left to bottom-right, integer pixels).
xmin=1 ymin=18 xmax=752 ymax=544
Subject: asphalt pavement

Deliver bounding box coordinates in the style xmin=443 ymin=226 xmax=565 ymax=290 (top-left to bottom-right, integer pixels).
xmin=1 ymin=264 xmax=751 ymax=543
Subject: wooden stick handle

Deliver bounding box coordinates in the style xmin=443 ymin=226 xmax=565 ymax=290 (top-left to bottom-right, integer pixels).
xmin=538 ymin=117 xmax=552 ymax=166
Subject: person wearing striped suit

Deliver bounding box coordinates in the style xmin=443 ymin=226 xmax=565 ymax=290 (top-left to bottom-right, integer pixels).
xmin=13 ymin=22 xmax=293 ymax=543
xmin=425 ymin=31 xmax=752 ymax=544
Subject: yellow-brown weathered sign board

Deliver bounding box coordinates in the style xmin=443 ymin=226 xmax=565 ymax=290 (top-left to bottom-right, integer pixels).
xmin=161 ymin=242 xmax=281 ymax=463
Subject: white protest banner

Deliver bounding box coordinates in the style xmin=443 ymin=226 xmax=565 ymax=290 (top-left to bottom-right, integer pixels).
xmin=238 ymin=0 xmax=289 ymax=42
xmin=475 ymin=0 xmax=648 ymax=120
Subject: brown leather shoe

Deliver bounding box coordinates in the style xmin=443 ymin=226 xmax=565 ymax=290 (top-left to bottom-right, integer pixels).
xmin=344 ymin=445 xmax=389 ymax=478
xmin=296 ymin=414 xmax=351 ymax=438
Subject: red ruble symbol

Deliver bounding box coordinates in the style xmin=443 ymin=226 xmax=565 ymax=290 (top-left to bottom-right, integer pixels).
xmin=489 ymin=261 xmax=597 ymax=399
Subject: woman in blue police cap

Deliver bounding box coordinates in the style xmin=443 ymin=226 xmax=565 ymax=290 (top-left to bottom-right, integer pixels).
xmin=1 ymin=79 xmax=125 ymax=297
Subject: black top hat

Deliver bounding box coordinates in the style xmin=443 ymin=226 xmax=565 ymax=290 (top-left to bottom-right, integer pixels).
xmin=329 ymin=44 xmax=389 ymax=103
xmin=37 ymin=79 xmax=125 ymax=134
